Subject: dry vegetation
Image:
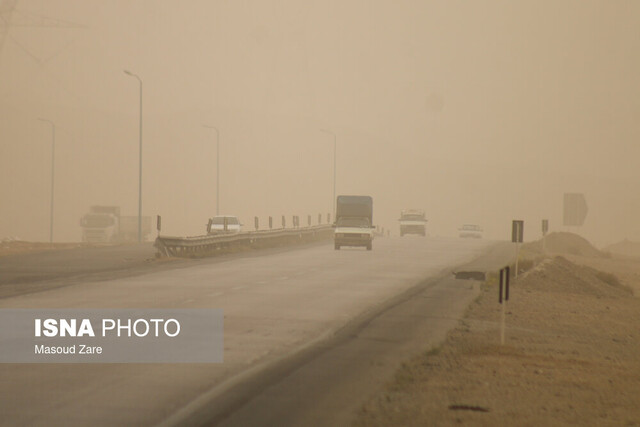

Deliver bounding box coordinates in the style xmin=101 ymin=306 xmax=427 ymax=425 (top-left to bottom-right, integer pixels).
xmin=355 ymin=233 xmax=640 ymax=426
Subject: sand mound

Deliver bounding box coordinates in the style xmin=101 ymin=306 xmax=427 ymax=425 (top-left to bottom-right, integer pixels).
xmin=603 ymin=239 xmax=640 ymax=257
xmin=524 ymin=232 xmax=604 ymax=258
xmin=519 ymin=255 xmax=631 ymax=298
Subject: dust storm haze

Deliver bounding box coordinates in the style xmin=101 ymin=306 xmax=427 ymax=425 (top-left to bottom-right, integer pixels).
xmin=1 ymin=1 xmax=639 ymax=246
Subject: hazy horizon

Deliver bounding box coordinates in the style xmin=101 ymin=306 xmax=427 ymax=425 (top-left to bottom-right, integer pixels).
xmin=2 ymin=1 xmax=639 ymax=247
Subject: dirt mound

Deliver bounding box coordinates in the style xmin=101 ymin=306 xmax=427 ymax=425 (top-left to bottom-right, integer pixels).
xmin=519 ymin=256 xmax=631 ymax=298
xmin=604 ymin=239 xmax=640 ymax=257
xmin=524 ymin=232 xmax=604 ymax=258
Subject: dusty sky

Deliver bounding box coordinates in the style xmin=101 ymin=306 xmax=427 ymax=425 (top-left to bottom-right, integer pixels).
xmin=1 ymin=0 xmax=639 ymax=245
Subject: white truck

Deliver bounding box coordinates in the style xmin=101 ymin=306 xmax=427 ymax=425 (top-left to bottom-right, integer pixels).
xmin=334 ymin=195 xmax=374 ymax=250
xmin=399 ymin=209 xmax=427 ymax=236
xmin=80 ymin=206 xmax=151 ymax=243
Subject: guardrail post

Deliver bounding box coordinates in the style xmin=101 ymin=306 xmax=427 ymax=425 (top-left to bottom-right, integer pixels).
xmin=328 ymin=213 xmax=331 ymax=224
xmin=308 ymin=215 xmax=311 ymax=226
xmin=269 ymin=216 xmax=273 ymax=229
xmin=282 ymin=215 xmax=286 ymax=228
xmin=224 ymin=216 xmax=228 ymax=232
xmin=318 ymin=213 xmax=322 ymax=224
xmin=254 ymin=216 xmax=259 ymax=230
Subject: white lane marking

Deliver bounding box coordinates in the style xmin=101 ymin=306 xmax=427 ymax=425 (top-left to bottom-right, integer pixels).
xmin=232 ymin=285 xmax=248 ymax=290
xmin=207 ymin=292 xmax=224 ymax=298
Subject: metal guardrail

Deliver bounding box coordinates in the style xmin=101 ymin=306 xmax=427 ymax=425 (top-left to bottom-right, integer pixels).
xmin=155 ymin=225 xmax=333 ymax=258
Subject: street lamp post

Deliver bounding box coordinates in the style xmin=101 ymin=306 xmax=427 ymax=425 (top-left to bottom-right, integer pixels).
xmin=124 ymin=69 xmax=143 ymax=243
xmin=203 ymin=125 xmax=220 ymax=216
xmin=320 ymin=129 xmax=336 ymax=216
xmin=37 ymin=118 xmax=55 ymax=242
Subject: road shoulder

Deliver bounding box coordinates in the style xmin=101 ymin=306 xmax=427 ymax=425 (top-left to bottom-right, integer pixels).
xmin=355 ymin=250 xmax=640 ymax=426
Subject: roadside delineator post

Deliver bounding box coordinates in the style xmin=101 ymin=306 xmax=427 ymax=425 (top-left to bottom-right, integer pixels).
xmin=512 ymin=220 xmax=524 ymax=277
xmin=499 ymin=266 xmax=511 ymax=345
xmin=254 ymin=217 xmax=259 ymax=230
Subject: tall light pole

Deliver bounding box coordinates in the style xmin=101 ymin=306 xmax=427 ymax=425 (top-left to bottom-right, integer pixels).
xmin=37 ymin=118 xmax=55 ymax=242
xmin=124 ymin=69 xmax=143 ymax=242
xmin=320 ymin=129 xmax=336 ymax=216
xmin=202 ymin=125 xmax=220 ymax=215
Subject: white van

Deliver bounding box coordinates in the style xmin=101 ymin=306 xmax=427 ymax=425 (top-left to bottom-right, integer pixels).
xmin=207 ymin=215 xmax=242 ymax=234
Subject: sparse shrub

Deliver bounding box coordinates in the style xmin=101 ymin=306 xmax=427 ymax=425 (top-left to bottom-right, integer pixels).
xmin=426 ymin=347 xmax=441 ymax=357
xmin=594 ymin=271 xmax=622 ymax=288
xmin=517 ymin=258 xmax=534 ymax=274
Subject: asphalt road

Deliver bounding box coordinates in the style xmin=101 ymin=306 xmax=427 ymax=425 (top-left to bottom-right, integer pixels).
xmin=0 ymin=236 xmax=510 ymax=426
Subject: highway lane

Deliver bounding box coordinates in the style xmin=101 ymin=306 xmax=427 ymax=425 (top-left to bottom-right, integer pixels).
xmin=0 ymin=236 xmax=497 ymax=426
xmin=202 ymin=241 xmax=514 ymax=427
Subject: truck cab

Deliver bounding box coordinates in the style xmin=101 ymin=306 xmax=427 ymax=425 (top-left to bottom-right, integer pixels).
xmin=334 ymin=195 xmax=374 ymax=251
xmin=80 ymin=209 xmax=119 ymax=243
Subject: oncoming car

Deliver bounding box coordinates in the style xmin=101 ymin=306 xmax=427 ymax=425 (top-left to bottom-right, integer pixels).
xmin=458 ymin=224 xmax=483 ymax=239
xmin=207 ymin=215 xmax=242 ymax=234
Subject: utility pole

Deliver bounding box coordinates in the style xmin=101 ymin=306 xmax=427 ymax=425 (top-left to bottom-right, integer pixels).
xmin=124 ymin=69 xmax=143 ymax=242
xmin=203 ymin=125 xmax=220 ymax=215
xmin=37 ymin=118 xmax=55 ymax=242
xmin=320 ymin=129 xmax=336 ymax=216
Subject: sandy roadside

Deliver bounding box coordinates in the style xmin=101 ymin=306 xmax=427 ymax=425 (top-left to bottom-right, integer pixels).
xmin=355 ymin=234 xmax=640 ymax=426
xmin=0 ymin=241 xmax=94 ymax=257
